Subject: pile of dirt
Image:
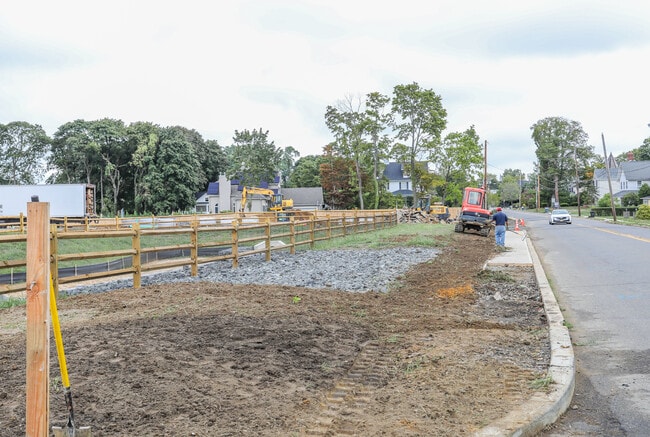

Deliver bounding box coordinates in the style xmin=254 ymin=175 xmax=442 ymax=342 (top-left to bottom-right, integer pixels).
xmin=0 ymin=233 xmax=550 ymax=436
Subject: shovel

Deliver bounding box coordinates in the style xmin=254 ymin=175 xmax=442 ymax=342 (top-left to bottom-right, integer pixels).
xmin=49 ymin=277 xmax=92 ymax=437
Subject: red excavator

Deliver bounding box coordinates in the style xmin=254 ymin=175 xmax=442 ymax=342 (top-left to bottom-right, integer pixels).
xmin=454 ymin=186 xmax=492 ymax=237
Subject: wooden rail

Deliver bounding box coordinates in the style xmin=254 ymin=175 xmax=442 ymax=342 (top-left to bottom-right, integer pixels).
xmin=1 ymin=210 xmax=397 ymax=296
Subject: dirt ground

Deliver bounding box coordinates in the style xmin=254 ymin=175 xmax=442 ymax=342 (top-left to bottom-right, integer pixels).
xmin=0 ymin=233 xmax=550 ymax=436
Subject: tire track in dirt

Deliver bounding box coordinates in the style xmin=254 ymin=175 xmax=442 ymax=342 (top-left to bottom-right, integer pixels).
xmin=301 ymin=340 xmax=390 ymax=436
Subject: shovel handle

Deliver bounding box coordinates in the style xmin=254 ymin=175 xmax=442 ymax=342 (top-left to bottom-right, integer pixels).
xmin=49 ymin=276 xmax=71 ymax=389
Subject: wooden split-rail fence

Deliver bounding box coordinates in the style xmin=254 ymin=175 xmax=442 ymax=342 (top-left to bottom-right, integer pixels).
xmin=1 ymin=210 xmax=398 ymax=296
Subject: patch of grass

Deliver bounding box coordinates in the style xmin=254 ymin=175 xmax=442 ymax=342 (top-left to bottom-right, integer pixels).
xmin=386 ymin=334 xmax=401 ymax=343
xmin=562 ymin=320 xmax=574 ymax=330
xmin=0 ymin=297 xmax=26 ymax=310
xmin=404 ymin=357 xmax=425 ymax=374
xmin=530 ymin=375 xmax=554 ymax=389
xmin=477 ymin=269 xmax=514 ymax=283
xmin=312 ymin=223 xmax=454 ymax=251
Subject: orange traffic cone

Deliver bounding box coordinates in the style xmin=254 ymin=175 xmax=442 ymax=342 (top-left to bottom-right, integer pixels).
xmin=514 ymin=218 xmax=520 ymax=231
xmin=520 ymin=218 xmax=525 ymax=227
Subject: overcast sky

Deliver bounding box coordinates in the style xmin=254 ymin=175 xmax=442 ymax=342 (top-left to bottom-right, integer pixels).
xmin=2 ymin=0 xmax=650 ymax=177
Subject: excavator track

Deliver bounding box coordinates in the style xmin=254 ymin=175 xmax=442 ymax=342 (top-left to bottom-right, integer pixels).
xmin=301 ymin=340 xmax=390 ymax=436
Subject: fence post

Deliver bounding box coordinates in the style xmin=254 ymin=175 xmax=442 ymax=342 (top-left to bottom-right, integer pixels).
xmin=290 ymin=217 xmax=296 ymax=255
xmin=232 ymin=223 xmax=239 ymax=268
xmin=327 ymin=214 xmax=332 ymax=240
xmin=342 ymin=212 xmax=347 ymax=236
xmin=26 ymin=200 xmax=50 ymax=437
xmin=132 ymin=223 xmax=141 ymax=288
xmin=310 ymin=216 xmax=315 ymax=249
xmin=265 ymin=220 xmax=272 ymax=262
xmin=191 ymin=220 xmax=198 ymax=277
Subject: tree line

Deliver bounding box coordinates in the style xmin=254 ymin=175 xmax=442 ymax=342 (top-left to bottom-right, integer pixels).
xmin=5 ymin=84 xmax=647 ymax=215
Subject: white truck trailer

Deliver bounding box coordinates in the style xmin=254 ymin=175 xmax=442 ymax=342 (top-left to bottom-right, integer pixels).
xmin=0 ymin=184 xmax=96 ymax=218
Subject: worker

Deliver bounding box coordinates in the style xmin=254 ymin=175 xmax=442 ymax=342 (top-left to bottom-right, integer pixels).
xmin=492 ymin=207 xmax=508 ymax=247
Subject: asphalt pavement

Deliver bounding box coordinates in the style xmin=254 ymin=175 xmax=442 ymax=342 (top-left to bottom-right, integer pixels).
xmin=476 ymin=222 xmax=575 ymax=437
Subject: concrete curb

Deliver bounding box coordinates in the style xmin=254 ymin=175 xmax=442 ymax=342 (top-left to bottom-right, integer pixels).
xmin=475 ymin=237 xmax=575 ymax=437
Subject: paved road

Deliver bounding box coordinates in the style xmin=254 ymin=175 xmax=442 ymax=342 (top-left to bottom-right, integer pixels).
xmin=511 ymin=210 xmax=650 ymax=436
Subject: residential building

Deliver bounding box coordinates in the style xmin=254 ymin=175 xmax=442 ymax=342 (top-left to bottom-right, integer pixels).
xmin=593 ymin=153 xmax=650 ymax=200
xmin=384 ymin=162 xmax=414 ymax=198
xmin=195 ymin=175 xmax=324 ymax=213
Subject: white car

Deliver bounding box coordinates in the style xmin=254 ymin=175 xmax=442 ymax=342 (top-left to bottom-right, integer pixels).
xmin=549 ymin=209 xmax=572 ymax=225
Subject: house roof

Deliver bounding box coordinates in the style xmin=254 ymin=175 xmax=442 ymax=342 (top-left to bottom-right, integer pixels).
xmin=206 ymin=182 xmax=219 ymax=195
xmin=282 ymin=187 xmax=324 ymax=206
xmin=594 ymin=161 xmax=650 ymax=181
xmin=383 ymin=162 xmax=409 ymax=180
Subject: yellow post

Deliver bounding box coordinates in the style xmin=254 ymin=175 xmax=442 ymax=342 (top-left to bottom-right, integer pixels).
xmin=26 ymin=200 xmax=50 ymax=437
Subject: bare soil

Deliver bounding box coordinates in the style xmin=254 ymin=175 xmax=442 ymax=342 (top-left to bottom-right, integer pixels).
xmin=0 ymin=233 xmax=550 ymax=436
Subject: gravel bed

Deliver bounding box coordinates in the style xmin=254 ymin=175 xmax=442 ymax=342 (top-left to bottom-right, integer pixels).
xmin=63 ymin=247 xmax=440 ymax=295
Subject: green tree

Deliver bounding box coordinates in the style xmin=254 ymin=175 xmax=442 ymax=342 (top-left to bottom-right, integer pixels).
xmin=325 ymin=95 xmax=370 ymax=209
xmin=636 ymin=137 xmax=650 ymax=161
xmin=391 ymin=82 xmax=447 ymax=207
xmin=143 ymin=127 xmax=202 ymax=214
xmin=639 ymin=183 xmax=650 ymax=199
xmin=226 ymin=128 xmax=282 ymax=186
xmin=433 ymin=126 xmax=482 ymax=204
xmin=531 ymin=117 xmax=595 ymax=207
xmin=319 ymin=143 xmax=358 ymax=209
xmin=288 ymin=155 xmax=323 ymax=187
xmin=499 ymin=177 xmax=521 ymax=207
xmin=0 ymin=121 xmax=50 ymax=184
xmin=89 ymin=118 xmax=131 ymax=215
xmin=622 ymin=192 xmax=640 ymax=207
xmin=364 ymin=92 xmax=393 ymax=209
xmin=49 ymin=119 xmax=103 ymax=187
xmin=279 ymin=146 xmax=300 ymax=185
xmin=126 ymin=122 xmax=160 ymax=214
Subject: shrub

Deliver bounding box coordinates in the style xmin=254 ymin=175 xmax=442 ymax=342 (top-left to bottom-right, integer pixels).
xmin=637 ymin=204 xmax=650 ymax=220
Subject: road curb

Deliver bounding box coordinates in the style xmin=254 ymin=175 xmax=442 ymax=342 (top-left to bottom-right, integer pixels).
xmin=475 ymin=236 xmax=575 ymax=437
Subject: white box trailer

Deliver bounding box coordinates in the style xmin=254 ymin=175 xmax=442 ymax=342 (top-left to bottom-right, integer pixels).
xmin=0 ymin=184 xmax=96 ymax=218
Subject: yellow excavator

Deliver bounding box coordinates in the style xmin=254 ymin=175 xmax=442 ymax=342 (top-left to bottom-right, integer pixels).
xmin=239 ymin=186 xmax=293 ymax=213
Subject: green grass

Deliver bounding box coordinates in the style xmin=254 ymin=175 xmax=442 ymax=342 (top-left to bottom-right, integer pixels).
xmin=0 ymin=297 xmax=26 ymax=309
xmin=312 ymin=223 xmax=454 ymax=251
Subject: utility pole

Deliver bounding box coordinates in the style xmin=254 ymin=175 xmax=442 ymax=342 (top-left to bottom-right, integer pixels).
xmin=574 ymin=146 xmax=582 ymax=216
xmin=602 ymin=133 xmax=617 ymax=222
xmin=536 ymin=173 xmax=540 ymax=211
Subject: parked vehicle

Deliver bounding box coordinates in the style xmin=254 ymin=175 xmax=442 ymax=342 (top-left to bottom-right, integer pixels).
xmin=454 ymin=186 xmax=492 ymax=237
xmin=0 ymin=184 xmax=96 ymax=220
xmin=549 ymin=209 xmax=572 ymax=225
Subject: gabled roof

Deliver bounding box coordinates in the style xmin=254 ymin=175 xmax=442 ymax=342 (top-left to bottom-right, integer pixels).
xmin=206 ymin=182 xmax=219 ymax=195
xmin=282 ymin=187 xmax=324 ymax=206
xmin=620 ymin=161 xmax=650 ymax=180
xmin=593 ymin=161 xmax=650 ymax=181
xmin=384 ymin=162 xmax=409 ymax=180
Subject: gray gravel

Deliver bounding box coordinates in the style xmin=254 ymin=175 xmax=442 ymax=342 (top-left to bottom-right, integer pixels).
xmin=63 ymin=247 xmax=440 ymax=296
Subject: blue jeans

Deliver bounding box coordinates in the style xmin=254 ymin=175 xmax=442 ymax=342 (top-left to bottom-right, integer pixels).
xmin=495 ymin=225 xmax=506 ymax=246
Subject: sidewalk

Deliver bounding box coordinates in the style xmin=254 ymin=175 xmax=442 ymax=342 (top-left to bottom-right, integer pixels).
xmin=477 ymin=228 xmax=575 ymax=436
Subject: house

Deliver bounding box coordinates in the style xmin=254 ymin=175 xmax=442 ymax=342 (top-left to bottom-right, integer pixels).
xmin=195 ymin=174 xmax=325 ymax=213
xmin=593 ymin=153 xmax=650 ymax=200
xmin=384 ymin=162 xmax=414 ymax=198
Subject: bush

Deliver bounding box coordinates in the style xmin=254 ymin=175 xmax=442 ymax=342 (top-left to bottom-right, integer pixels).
xmin=622 ymin=192 xmax=640 ymax=207
xmin=637 ymin=204 xmax=650 ymax=220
